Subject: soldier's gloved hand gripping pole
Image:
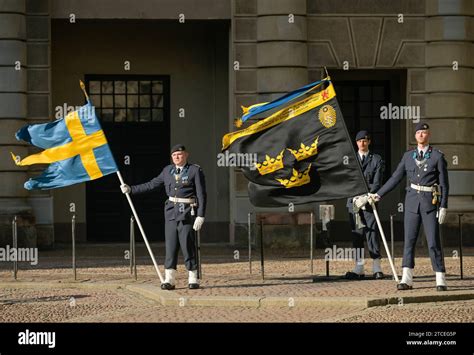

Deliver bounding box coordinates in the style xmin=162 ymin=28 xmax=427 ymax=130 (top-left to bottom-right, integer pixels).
xmin=118 ymin=173 xmax=164 ymax=283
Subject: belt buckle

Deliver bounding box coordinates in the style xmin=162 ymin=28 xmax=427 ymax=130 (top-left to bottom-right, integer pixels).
xmin=417 ymin=184 xmax=420 ymax=194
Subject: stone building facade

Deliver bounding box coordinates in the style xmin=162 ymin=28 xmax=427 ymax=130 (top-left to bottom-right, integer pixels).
xmin=0 ymin=0 xmax=472 ymax=248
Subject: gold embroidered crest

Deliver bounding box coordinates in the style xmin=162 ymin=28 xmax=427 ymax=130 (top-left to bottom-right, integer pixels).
xmin=318 ymin=105 xmax=336 ymax=128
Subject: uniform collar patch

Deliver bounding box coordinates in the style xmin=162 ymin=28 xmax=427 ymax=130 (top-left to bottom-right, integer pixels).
xmin=412 ymin=146 xmax=432 ymax=161
xmin=171 ymin=163 xmax=190 ymax=174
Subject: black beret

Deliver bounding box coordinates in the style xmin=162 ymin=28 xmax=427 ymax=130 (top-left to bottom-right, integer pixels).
xmin=415 ymin=122 xmax=429 ymax=132
xmin=355 ymin=130 xmax=370 ymax=141
xmin=171 ymin=144 xmax=186 ymax=154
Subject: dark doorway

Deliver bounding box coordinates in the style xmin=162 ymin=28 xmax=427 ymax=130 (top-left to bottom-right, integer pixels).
xmin=85 ymin=75 xmax=170 ymax=242
xmin=334 ymin=81 xmax=391 ymax=173
xmin=327 ymin=69 xmax=407 ymax=178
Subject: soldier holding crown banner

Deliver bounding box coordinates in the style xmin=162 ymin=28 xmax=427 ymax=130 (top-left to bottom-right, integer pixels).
xmin=370 ymin=122 xmax=449 ymax=291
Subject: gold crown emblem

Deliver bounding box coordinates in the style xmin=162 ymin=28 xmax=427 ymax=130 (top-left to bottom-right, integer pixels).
xmin=255 ymin=150 xmax=284 ymax=175
xmin=276 ymin=164 xmax=312 ymax=188
xmin=287 ymin=137 xmax=319 ymax=161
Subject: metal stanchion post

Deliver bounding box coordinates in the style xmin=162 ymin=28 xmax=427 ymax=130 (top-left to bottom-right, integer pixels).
xmin=310 ymin=212 xmax=314 ymax=274
xmin=72 ymin=215 xmax=76 ymax=281
xmin=248 ymin=213 xmax=252 ymax=274
xmin=133 ymin=223 xmax=137 ymax=280
xmin=130 ymin=216 xmax=137 ymax=280
xmin=458 ymin=214 xmax=464 ymax=280
xmin=326 ymin=221 xmax=330 ymax=277
xmin=12 ymin=216 xmax=18 ymax=280
xmin=319 ymin=205 xmax=335 ymax=278
xmin=130 ymin=216 xmax=134 ymax=274
xmin=390 ymin=214 xmax=395 ymax=264
xmin=260 ymin=218 xmax=264 ymax=281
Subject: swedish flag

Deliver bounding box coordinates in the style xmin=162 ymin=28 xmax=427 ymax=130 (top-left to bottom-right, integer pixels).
xmin=11 ymin=99 xmax=118 ymax=190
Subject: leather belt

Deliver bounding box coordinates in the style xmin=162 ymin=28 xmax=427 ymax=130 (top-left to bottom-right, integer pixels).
xmin=410 ymin=183 xmax=434 ymax=192
xmin=169 ymin=196 xmax=196 ymax=204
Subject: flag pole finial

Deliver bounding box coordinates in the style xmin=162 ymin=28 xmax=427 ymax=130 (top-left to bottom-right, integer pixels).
xmin=79 ymin=80 xmax=89 ymax=101
xmin=323 ymin=66 xmax=330 ymax=80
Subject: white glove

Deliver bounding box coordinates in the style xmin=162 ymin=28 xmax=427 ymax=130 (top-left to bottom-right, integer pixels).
xmin=438 ymin=208 xmax=447 ymax=224
xmin=193 ymin=216 xmax=205 ymax=231
xmin=354 ymin=195 xmax=369 ymax=209
xmin=120 ymin=184 xmax=131 ymax=194
xmin=368 ymin=193 xmax=381 ymax=203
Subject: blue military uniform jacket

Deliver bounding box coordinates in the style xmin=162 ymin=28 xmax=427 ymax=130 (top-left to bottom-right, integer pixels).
xmin=131 ymin=163 xmax=207 ymax=221
xmin=377 ymin=146 xmax=449 ymax=213
xmin=346 ymin=152 xmax=384 ymax=210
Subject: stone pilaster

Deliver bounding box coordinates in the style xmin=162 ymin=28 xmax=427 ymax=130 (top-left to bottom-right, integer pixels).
xmin=0 ymin=0 xmax=37 ymax=247
xmin=257 ymin=0 xmax=307 ymax=101
xmin=424 ymin=0 xmax=474 ymax=222
xmin=25 ymin=0 xmax=54 ymax=248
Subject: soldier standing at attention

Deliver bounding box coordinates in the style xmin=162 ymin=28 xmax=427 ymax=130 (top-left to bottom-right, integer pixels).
xmin=370 ymin=122 xmax=449 ymax=291
xmin=345 ymin=130 xmax=385 ymax=280
xmin=121 ymin=144 xmax=206 ymax=290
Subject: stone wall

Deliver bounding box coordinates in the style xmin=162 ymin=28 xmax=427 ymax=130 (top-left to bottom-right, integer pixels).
xmin=0 ymin=0 xmax=53 ymax=249
xmin=230 ymin=0 xmax=473 ymax=244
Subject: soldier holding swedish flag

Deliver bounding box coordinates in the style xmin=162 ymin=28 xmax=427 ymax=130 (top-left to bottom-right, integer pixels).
xmin=121 ymin=144 xmax=206 ymax=290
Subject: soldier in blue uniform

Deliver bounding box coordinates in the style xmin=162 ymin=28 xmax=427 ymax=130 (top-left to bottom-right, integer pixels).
xmin=345 ymin=130 xmax=385 ymax=280
xmin=370 ymin=122 xmax=449 ymax=291
xmin=120 ymin=144 xmax=206 ymax=290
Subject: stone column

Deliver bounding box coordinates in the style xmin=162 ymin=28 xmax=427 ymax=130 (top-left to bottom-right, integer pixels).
xmin=230 ymin=0 xmax=310 ymax=243
xmin=256 ymin=0 xmax=307 ymax=101
xmin=231 ymin=0 xmax=258 ymax=243
xmin=424 ymin=0 xmax=474 ymax=229
xmin=0 ymin=0 xmax=36 ymax=247
xmin=25 ymin=0 xmax=54 ymax=248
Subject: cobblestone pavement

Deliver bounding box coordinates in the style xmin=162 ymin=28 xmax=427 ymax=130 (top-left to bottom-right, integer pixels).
xmin=0 ymin=285 xmax=472 ymax=323
xmin=0 ymin=286 xmax=147 ymax=323
xmin=0 ymin=245 xmax=472 ymax=322
xmin=339 ymin=300 xmax=474 ymax=323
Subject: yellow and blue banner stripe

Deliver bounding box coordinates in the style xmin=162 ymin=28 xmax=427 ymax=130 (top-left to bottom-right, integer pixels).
xmin=238 ymin=77 xmax=330 ymax=125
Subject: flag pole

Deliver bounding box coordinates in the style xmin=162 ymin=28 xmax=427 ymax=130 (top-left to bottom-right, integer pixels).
xmin=369 ymin=200 xmax=399 ymax=282
xmin=116 ymin=171 xmax=164 ymax=283
xmin=323 ymin=66 xmax=330 ymax=80
xmin=334 ymin=73 xmax=398 ymax=283
xmin=79 ymin=80 xmax=89 ymax=101
xmin=77 ymin=80 xmax=163 ymax=281
xmin=78 ymin=81 xmax=163 ymax=282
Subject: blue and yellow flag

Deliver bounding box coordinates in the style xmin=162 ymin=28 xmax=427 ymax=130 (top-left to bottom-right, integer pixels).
xmin=11 ymin=98 xmax=118 ymax=190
